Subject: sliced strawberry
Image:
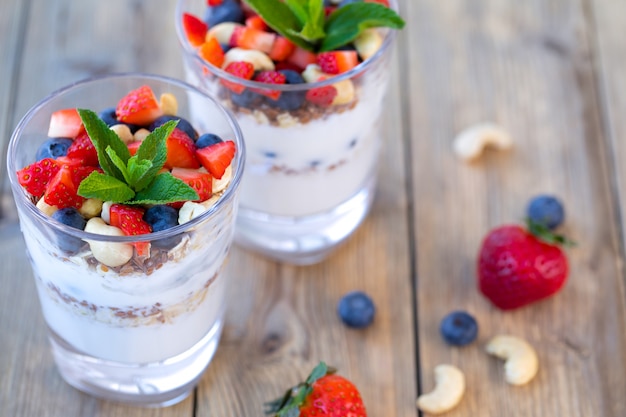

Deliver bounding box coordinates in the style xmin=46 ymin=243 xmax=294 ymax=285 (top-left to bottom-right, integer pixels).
xmin=109 ymin=204 xmax=152 ymax=256
xmin=195 ymin=140 xmax=236 ymax=180
xmin=199 ymin=37 xmax=225 ymax=68
xmin=17 ymin=158 xmax=61 ymax=198
xmin=69 ymin=165 xmax=100 ymax=187
xmin=43 ymin=165 xmax=85 ymax=209
xmin=251 ymin=70 xmax=286 ymax=100
xmin=221 ymin=61 xmax=255 ymax=94
xmin=171 ymin=168 xmax=213 ymax=202
xmin=317 ymin=51 xmax=359 ymax=74
xmin=48 ymin=109 xmax=84 ymax=139
xmin=207 ymin=0 xmax=223 ymax=5
xmin=275 ymin=60 xmax=304 ymax=72
xmin=165 ymin=128 xmax=200 ymax=169
xmin=127 ymin=141 xmax=141 ymax=156
xmin=116 ymin=85 xmax=163 ymax=126
xmin=245 ymin=15 xmax=267 ymax=31
xmin=182 ymin=12 xmax=208 ymax=47
xmin=66 ymin=131 xmax=99 ymax=166
xmin=286 ymin=46 xmax=317 ymax=71
xmin=269 ymin=36 xmax=296 ymax=61
xmin=365 ymin=0 xmax=390 ymax=6
xmin=306 ymin=85 xmax=338 ymax=107
xmin=231 ymin=27 xmax=276 ymax=54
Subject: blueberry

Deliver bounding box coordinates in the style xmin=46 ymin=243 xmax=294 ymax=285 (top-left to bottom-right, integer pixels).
xmin=51 ymin=208 xmax=87 ymax=253
xmin=196 ymin=133 xmax=223 ymax=149
xmin=149 ymin=115 xmax=198 ymax=141
xmin=98 ymin=107 xmax=141 ymax=133
xmin=527 ymin=195 xmax=565 ymax=230
xmin=204 ymin=0 xmax=244 ymax=26
xmin=36 ymin=137 xmax=73 ymax=161
xmin=439 ymin=311 xmax=478 ymax=346
xmin=267 ymin=70 xmax=306 ymax=111
xmin=144 ymin=205 xmax=181 ymax=248
xmin=231 ymin=89 xmax=263 ymax=108
xmin=337 ymin=291 xmax=375 ymax=328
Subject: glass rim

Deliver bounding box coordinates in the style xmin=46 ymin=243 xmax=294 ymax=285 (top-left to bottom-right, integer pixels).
xmin=174 ymin=0 xmax=399 ymax=92
xmin=6 ymin=72 xmax=246 ymax=243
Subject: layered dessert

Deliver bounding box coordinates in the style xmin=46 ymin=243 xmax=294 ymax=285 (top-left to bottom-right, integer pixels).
xmin=11 ymin=84 xmax=239 ymax=364
xmin=177 ymin=0 xmax=404 ymax=218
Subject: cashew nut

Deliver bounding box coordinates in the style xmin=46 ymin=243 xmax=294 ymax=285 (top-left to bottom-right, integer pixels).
xmin=485 ymin=335 xmax=539 ymax=386
xmin=78 ymin=198 xmax=103 ymax=219
xmin=206 ymin=22 xmax=243 ymax=45
xmin=354 ymin=28 xmax=383 ymax=61
xmin=223 ymin=47 xmax=275 ymax=71
xmin=332 ymin=79 xmax=355 ymax=106
xmin=36 ymin=198 xmax=58 ymax=217
xmin=110 ymin=124 xmax=134 ymax=145
xmin=133 ymin=128 xmax=151 ymax=142
xmin=101 ymin=201 xmax=113 ymax=224
xmin=159 ymin=93 xmax=178 ymax=116
xmin=212 ymin=165 xmax=232 ymax=193
xmin=178 ymin=201 xmax=207 ymax=225
xmin=417 ymin=364 xmax=465 ymax=415
xmin=453 ymin=123 xmax=513 ymax=161
xmin=84 ymin=218 xmax=133 ymax=267
xmin=302 ymin=64 xmax=325 ymax=83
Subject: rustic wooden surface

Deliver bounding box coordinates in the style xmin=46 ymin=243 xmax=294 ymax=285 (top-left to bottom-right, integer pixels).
xmin=1 ymin=0 xmax=625 ymax=416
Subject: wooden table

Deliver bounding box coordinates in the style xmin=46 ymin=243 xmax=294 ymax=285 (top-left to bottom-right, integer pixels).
xmin=1 ymin=0 xmax=626 ymax=415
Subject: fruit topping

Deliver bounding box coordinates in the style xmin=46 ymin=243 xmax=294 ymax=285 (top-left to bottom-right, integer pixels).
xmin=182 ymin=12 xmax=208 ymax=47
xmin=150 ymin=115 xmax=199 ymax=141
xmin=48 ymin=109 xmax=84 ymax=139
xmin=337 ymin=290 xmax=376 ymax=328
xmin=316 ymin=50 xmax=359 ymax=74
xmin=17 ymin=158 xmax=61 ymax=198
xmin=199 ymin=37 xmax=226 ymax=68
xmin=36 ymin=137 xmax=73 ymax=161
xmin=196 ymin=133 xmax=224 ymax=149
xmin=221 ymin=60 xmax=255 ymax=94
xmin=305 ymin=84 xmax=338 ymax=107
xmin=195 ymin=140 xmax=236 ymax=180
xmin=43 ymin=164 xmax=93 ymax=209
xmin=165 ymin=128 xmax=200 ymax=169
xmin=171 ymin=168 xmax=213 ymax=202
xmin=115 ymin=85 xmax=164 ymax=126
xmin=205 ymin=0 xmax=244 ymax=27
xmin=251 ymin=70 xmax=286 ymax=100
xmin=439 ymin=311 xmax=478 ymax=346
xmin=526 ymin=195 xmax=565 ymax=230
xmin=51 ymin=207 xmax=87 ymax=253
xmin=66 ymin=131 xmax=99 ymax=166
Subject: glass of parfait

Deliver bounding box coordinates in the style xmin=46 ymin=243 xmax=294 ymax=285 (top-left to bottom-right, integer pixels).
xmin=7 ymin=73 xmax=245 ymax=406
xmin=176 ymin=0 xmax=404 ymax=265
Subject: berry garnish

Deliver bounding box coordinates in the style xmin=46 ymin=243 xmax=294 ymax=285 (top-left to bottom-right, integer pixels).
xmin=316 ymin=50 xmax=359 ymax=74
xmin=17 ymin=158 xmax=61 ymax=198
xmin=439 ymin=311 xmax=478 ymax=346
xmin=165 ymin=128 xmax=201 ymax=169
xmin=115 ymin=85 xmax=164 ymax=126
xmin=66 ymin=131 xmax=99 ymax=166
xmin=48 ymin=109 xmax=84 ymax=139
xmin=109 ymin=204 xmax=152 ymax=256
xmin=195 ymin=140 xmax=236 ymax=179
xmin=252 ymin=70 xmax=287 ymax=100
xmin=182 ymin=12 xmax=208 ymax=47
xmin=337 ymin=290 xmax=375 ymax=328
xmin=305 ymin=85 xmax=337 ymax=107
xmin=171 ymin=168 xmax=213 ymax=202
xmin=36 ymin=138 xmax=73 ymax=161
xmin=527 ymin=195 xmax=565 ymax=230
xmin=221 ymin=61 xmax=255 ymax=94
xmin=51 ymin=207 xmax=87 ymax=253
xmin=196 ymin=133 xmax=224 ymax=149
xmin=150 ymin=116 xmax=198 ymax=142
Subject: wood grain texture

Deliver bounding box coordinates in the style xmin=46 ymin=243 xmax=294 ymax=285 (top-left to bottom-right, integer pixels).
xmin=408 ymin=0 xmax=626 ymax=416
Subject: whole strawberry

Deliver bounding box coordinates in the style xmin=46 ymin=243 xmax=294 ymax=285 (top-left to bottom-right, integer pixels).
xmin=266 ymin=362 xmax=366 ymax=417
xmin=477 ymin=223 xmax=569 ymax=310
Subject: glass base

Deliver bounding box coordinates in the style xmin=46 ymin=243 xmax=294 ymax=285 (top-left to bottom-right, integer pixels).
xmin=48 ymin=319 xmax=223 ymax=407
xmin=234 ymin=178 xmax=376 ymax=265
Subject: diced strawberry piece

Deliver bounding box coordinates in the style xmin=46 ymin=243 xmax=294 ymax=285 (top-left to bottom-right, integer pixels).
xmin=17 ymin=158 xmax=61 ymax=198
xmin=43 ymin=166 xmax=85 ymax=209
xmin=324 ymin=6 xmax=337 ymax=16
xmin=231 ymin=27 xmax=276 ymax=54
xmin=365 ymin=0 xmax=390 ymax=6
xmin=182 ymin=13 xmax=208 ymax=47
xmin=275 ymin=61 xmax=304 ymax=72
xmin=286 ymin=47 xmax=317 ymax=71
xmin=116 ymin=85 xmax=163 ymax=126
xmin=171 ymin=168 xmax=213 ymax=202
xmin=199 ymin=37 xmax=225 ymax=68
xmin=207 ymin=0 xmax=223 ymax=5
xmin=127 ymin=141 xmax=141 ymax=156
xmin=54 ymin=156 xmax=83 ymax=167
xmin=317 ymin=51 xmax=359 ymax=74
xmin=69 ymin=165 xmax=100 ymax=187
xmin=245 ymin=15 xmax=267 ymax=31
xmin=251 ymin=70 xmax=286 ymax=100
xmin=195 ymin=140 xmax=236 ymax=180
xmin=269 ymin=36 xmax=296 ymax=61
xmin=165 ymin=128 xmax=200 ymax=169
xmin=221 ymin=61 xmax=255 ymax=94
xmin=48 ymin=109 xmax=84 ymax=139
xmin=305 ymin=85 xmax=338 ymax=107
xmin=109 ymin=204 xmax=152 ymax=256
xmin=66 ymin=131 xmax=99 ymax=166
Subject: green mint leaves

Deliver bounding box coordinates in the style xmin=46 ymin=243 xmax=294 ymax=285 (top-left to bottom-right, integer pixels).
xmin=245 ymin=0 xmax=405 ymax=52
xmin=76 ymin=109 xmax=199 ymax=205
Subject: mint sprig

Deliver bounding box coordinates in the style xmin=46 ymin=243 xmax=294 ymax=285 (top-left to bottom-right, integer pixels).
xmin=76 ymin=109 xmax=199 ymax=204
xmin=245 ymin=0 xmax=405 ymax=52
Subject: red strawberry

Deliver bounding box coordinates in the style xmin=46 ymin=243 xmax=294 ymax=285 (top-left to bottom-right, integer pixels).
xmin=266 ymin=362 xmax=366 ymax=417
xmin=127 ymin=141 xmax=141 ymax=156
xmin=195 ymin=140 xmax=236 ymax=179
xmin=269 ymin=36 xmax=296 ymax=61
xmin=221 ymin=61 xmax=255 ymax=94
xmin=317 ymin=51 xmax=359 ymax=74
xmin=165 ymin=128 xmax=200 ymax=169
xmin=17 ymin=158 xmax=61 ymax=197
xmin=43 ymin=165 xmax=87 ymax=209
xmin=199 ymin=37 xmax=225 ymax=68
xmin=116 ymin=85 xmax=163 ymax=126
xmin=207 ymin=0 xmax=223 ymax=5
xmin=477 ymin=224 xmax=569 ymax=310
xmin=109 ymin=204 xmax=152 ymax=256
xmin=305 ymin=85 xmax=338 ymax=107
xmin=66 ymin=131 xmax=99 ymax=166
xmin=245 ymin=14 xmax=267 ymax=31
xmin=252 ymin=70 xmax=286 ymax=100
xmin=286 ymin=46 xmax=317 ymax=70
xmin=182 ymin=12 xmax=208 ymax=47
xmin=365 ymin=0 xmax=390 ymax=6
xmin=171 ymin=168 xmax=212 ymax=202
xmin=230 ymin=26 xmax=276 ymax=54
xmin=48 ymin=108 xmax=84 ymax=139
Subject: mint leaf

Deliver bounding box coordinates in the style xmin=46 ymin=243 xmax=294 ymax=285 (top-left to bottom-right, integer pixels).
xmin=77 ymin=171 xmax=135 ymax=202
xmin=284 ymin=0 xmax=308 ymax=24
xmin=321 ymin=3 xmax=405 ymax=51
xmin=106 ymin=146 xmax=131 ymax=185
xmin=245 ymin=0 xmax=313 ymax=50
xmin=300 ymin=0 xmax=326 ymax=41
xmin=130 ymin=173 xmax=199 ymax=205
xmin=127 ymin=156 xmax=153 ymax=188
xmin=77 ymin=108 xmax=131 ymax=181
xmin=134 ymin=120 xmax=176 ymax=190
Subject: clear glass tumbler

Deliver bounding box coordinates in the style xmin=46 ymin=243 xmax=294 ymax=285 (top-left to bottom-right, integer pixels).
xmin=175 ymin=0 xmax=398 ymax=265
xmin=7 ymin=74 xmax=245 ymax=406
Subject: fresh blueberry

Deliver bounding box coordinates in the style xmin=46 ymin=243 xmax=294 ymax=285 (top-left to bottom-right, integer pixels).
xmin=337 ymin=291 xmax=375 ymax=328
xmin=149 ymin=115 xmax=198 ymax=141
xmin=231 ymin=89 xmax=263 ymax=108
xmin=220 ymin=43 xmax=232 ymax=53
xmin=204 ymin=0 xmax=244 ymax=26
xmin=196 ymin=133 xmax=223 ymax=149
xmin=267 ymin=70 xmax=306 ymax=111
xmin=35 ymin=137 xmax=73 ymax=161
xmin=144 ymin=205 xmax=181 ymax=248
xmin=98 ymin=107 xmax=141 ymax=133
xmin=51 ymin=208 xmax=87 ymax=253
xmin=439 ymin=311 xmax=478 ymax=346
xmin=527 ymin=195 xmax=565 ymax=230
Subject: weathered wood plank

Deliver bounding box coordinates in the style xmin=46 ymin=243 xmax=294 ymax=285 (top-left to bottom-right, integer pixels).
xmin=408 ymin=0 xmax=626 ymax=415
